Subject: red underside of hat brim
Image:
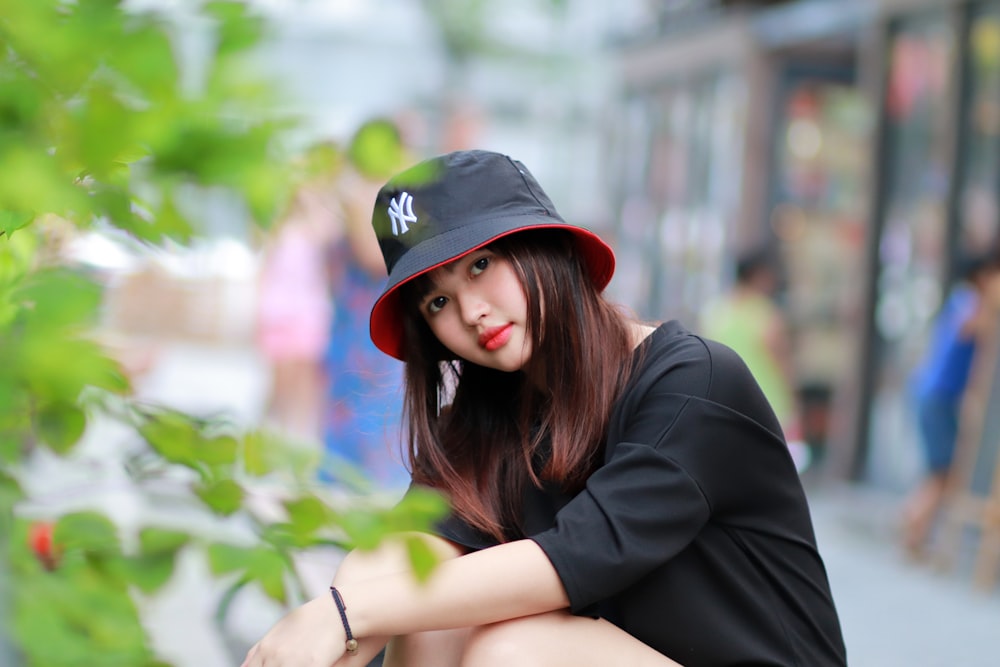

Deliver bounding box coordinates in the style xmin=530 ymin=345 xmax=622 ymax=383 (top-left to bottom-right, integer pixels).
xmin=369 ymin=225 xmax=615 ymax=361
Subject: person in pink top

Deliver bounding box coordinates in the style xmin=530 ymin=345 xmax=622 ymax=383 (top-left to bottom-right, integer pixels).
xmin=256 ymin=172 xmax=335 ymax=441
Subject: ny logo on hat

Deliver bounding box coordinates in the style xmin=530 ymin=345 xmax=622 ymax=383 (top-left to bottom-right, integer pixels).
xmin=388 ymin=191 xmax=418 ymax=236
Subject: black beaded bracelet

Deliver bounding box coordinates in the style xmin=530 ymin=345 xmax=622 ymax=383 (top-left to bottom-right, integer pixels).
xmin=329 ymin=586 xmax=359 ymax=655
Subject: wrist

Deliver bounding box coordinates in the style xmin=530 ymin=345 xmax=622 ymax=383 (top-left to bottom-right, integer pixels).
xmin=329 ymin=586 xmax=359 ymax=655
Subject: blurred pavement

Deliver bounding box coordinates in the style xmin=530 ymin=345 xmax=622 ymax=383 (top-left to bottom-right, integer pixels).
xmin=16 ymin=340 xmax=1000 ymax=666
xmin=806 ymin=481 xmax=1000 ymax=667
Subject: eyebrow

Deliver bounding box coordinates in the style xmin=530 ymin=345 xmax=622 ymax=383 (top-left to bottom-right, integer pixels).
xmin=414 ymin=263 xmax=456 ymax=302
xmin=415 ymin=251 xmax=484 ymax=303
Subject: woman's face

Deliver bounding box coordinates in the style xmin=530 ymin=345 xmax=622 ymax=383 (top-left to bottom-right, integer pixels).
xmin=418 ymin=248 xmax=532 ymax=372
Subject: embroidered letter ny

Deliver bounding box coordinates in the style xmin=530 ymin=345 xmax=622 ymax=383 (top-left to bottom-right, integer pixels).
xmin=388 ymin=192 xmax=417 ymax=236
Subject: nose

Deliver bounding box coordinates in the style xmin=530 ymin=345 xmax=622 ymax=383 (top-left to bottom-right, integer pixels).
xmin=456 ymin=290 xmax=488 ymax=327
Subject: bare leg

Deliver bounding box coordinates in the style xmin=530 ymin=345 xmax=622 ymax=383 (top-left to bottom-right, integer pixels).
xmin=902 ymin=471 xmax=949 ymax=558
xmin=383 ymin=628 xmax=473 ymax=667
xmin=460 ymin=610 xmax=682 ymax=667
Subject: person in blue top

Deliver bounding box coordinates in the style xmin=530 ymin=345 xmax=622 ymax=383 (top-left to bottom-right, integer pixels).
xmin=902 ymin=251 xmax=1000 ymax=556
xmin=322 ymin=119 xmax=412 ymax=491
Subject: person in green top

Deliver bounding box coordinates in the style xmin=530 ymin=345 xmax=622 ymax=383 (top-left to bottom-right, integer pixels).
xmin=701 ymin=248 xmax=799 ymax=446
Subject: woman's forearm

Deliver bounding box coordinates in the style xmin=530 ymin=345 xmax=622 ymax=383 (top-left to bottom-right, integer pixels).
xmin=339 ymin=539 xmax=570 ymax=639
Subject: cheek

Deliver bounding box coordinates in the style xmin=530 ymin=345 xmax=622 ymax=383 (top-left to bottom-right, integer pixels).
xmin=426 ymin=314 xmax=463 ymax=351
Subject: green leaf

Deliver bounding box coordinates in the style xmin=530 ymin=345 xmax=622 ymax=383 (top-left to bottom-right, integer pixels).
xmin=12 ymin=563 xmax=153 ymax=664
xmin=74 ymin=83 xmax=134 ymax=179
xmin=330 ymin=487 xmax=449 ymax=553
xmin=0 ymin=222 xmax=39 ymax=285
xmin=0 ymin=74 xmax=45 ymax=133
xmin=111 ymin=24 xmax=179 ymax=99
xmin=0 ymin=470 xmax=24 ymax=535
xmin=0 ymin=431 xmax=25 ymax=466
xmin=140 ymin=411 xmax=199 ymax=466
xmin=0 ymin=146 xmax=89 ymax=218
xmin=207 ymin=543 xmax=253 ymax=576
xmin=206 ymin=544 xmax=287 ymax=602
xmin=283 ymin=494 xmax=332 ymax=535
xmin=138 ymin=527 xmax=190 ymax=556
xmin=387 ymin=486 xmax=449 ymax=532
xmin=404 ymin=534 xmax=441 ymax=583
xmin=91 ymin=184 xmax=138 ymax=230
xmin=54 ymin=511 xmax=120 ymax=555
xmin=0 ymin=210 xmax=34 ymax=237
xmin=194 ymin=478 xmax=243 ymax=516
xmin=152 ymin=193 xmax=196 ymax=243
xmin=117 ymin=552 xmax=176 ymax=594
xmin=301 ymin=141 xmax=342 ymax=181
xmin=259 ymin=522 xmax=322 ymax=550
xmin=197 ymin=433 xmax=239 ymax=466
xmin=246 ymin=547 xmax=288 ymax=603
xmin=36 ymin=400 xmax=87 ymax=454
xmin=205 ymin=1 xmax=267 ymax=55
xmin=15 ymin=268 xmax=102 ymax=331
xmin=19 ymin=334 xmax=130 ymax=401
xmin=242 ymin=428 xmax=318 ymax=478
xmin=348 ymin=118 xmax=407 ymax=180
xmin=335 ymin=508 xmax=384 ymax=551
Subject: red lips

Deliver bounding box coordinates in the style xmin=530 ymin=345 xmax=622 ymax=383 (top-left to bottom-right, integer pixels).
xmin=479 ymin=324 xmax=513 ymax=351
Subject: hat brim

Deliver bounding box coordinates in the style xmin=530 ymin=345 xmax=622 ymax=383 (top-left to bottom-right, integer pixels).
xmin=370 ymin=216 xmax=615 ymax=360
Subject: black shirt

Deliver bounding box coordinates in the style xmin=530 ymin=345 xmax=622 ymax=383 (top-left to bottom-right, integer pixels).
xmin=436 ymin=320 xmax=847 ymax=667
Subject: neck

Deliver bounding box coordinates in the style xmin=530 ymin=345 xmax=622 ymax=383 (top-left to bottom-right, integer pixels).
xmin=629 ymin=321 xmax=656 ymax=349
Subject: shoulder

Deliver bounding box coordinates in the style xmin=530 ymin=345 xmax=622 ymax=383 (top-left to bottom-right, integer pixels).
xmin=633 ymin=321 xmax=750 ymax=392
xmin=622 ymin=320 xmax=773 ymax=424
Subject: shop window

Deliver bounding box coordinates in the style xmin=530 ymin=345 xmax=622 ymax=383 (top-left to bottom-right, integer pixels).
xmin=866 ymin=10 xmax=955 ymax=490
xmin=769 ymin=71 xmax=871 ymax=455
xmin=957 ymin=4 xmax=1000 ymax=258
xmin=609 ymin=73 xmax=747 ymax=325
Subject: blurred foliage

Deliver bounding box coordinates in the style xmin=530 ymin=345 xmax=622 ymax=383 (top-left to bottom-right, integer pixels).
xmin=0 ymin=1 xmax=446 ymax=665
xmin=348 ymin=118 xmax=410 ymax=181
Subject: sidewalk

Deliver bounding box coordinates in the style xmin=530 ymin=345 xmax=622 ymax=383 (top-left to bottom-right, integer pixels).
xmin=806 ymin=482 xmax=1000 ymax=667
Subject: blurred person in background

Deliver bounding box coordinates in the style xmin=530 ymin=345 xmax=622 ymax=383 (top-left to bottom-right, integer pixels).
xmin=700 ymin=247 xmax=806 ymax=471
xmin=255 ymin=144 xmax=339 ymax=442
xmin=321 ymin=118 xmax=413 ymax=491
xmin=902 ymin=250 xmax=1000 ymax=557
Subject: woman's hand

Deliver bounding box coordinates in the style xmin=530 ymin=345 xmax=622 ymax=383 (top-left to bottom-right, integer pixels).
xmin=240 ymin=593 xmax=346 ymax=667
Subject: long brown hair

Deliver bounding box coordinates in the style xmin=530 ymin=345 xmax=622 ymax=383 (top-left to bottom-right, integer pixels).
xmin=398 ymin=230 xmax=638 ymax=542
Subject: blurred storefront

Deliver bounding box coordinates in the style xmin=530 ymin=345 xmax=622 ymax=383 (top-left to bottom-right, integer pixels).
xmin=611 ymin=0 xmax=1000 ymax=488
xmin=858 ymin=0 xmax=1000 ymax=492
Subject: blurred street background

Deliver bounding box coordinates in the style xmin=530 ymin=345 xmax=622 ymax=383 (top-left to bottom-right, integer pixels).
xmin=7 ymin=0 xmax=1000 ymax=665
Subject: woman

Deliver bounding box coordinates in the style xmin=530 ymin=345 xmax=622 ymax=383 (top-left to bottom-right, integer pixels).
xmin=242 ymin=150 xmax=847 ymax=667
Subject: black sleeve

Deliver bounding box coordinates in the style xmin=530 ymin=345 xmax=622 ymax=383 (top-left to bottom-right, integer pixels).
xmin=529 ymin=328 xmax=809 ymax=613
xmin=530 ymin=393 xmax=711 ymax=613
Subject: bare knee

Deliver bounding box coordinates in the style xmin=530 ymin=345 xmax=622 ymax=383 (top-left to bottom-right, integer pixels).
xmin=460 ymin=613 xmax=563 ymax=667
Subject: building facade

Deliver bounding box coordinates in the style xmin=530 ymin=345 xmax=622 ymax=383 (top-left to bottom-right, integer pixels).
xmin=611 ymin=0 xmax=1000 ymax=493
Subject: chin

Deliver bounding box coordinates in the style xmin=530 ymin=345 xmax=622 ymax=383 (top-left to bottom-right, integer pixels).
xmin=476 ymin=350 xmax=530 ymax=374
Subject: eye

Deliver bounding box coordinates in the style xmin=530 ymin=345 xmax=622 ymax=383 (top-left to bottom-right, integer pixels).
xmin=470 ymin=256 xmax=490 ymax=276
xmin=427 ymin=295 xmax=448 ymax=314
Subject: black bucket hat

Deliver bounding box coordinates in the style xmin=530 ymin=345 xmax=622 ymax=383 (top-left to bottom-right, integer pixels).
xmin=369 ymin=149 xmax=616 ymax=360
